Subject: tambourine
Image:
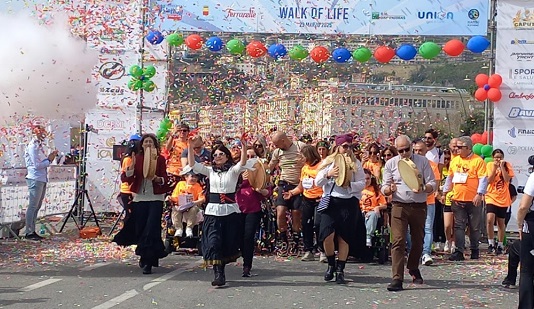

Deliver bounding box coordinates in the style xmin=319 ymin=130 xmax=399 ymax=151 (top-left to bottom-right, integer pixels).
xmin=333 ymin=154 xmax=352 ymax=188
xmin=248 ymin=160 xmax=267 ymax=190
xmin=398 ymin=158 xmax=424 ymax=192
xmin=143 ymin=147 xmax=158 ymax=179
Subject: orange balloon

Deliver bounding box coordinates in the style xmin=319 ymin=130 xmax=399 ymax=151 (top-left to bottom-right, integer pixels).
xmin=474 ymin=88 xmax=488 ymax=101
xmin=310 ymin=46 xmax=330 ymax=63
xmin=185 ymin=34 xmax=203 ymax=50
xmin=475 ymin=74 xmax=489 ymax=88
xmin=488 ymin=74 xmax=503 ymax=88
xmin=246 ymin=40 xmax=267 ymax=58
xmin=487 ymin=88 xmax=502 ymax=102
xmin=443 ymin=39 xmax=464 ymax=56
xmin=374 ymin=46 xmax=395 ymax=63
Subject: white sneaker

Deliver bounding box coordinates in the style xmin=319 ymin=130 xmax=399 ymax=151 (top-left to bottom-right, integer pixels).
xmin=433 ymin=242 xmax=441 ymax=252
xmin=174 ymin=228 xmax=183 ymax=237
xmin=301 ymin=251 xmax=315 ymax=261
xmin=319 ymin=252 xmax=327 ymax=263
xmin=450 ymin=242 xmax=456 ymax=254
xmin=422 ymin=254 xmax=433 ymax=266
xmin=185 ymin=227 xmax=193 ymax=238
xmin=443 ymin=241 xmax=450 ymax=253
xmin=366 ymin=238 xmax=372 ymax=247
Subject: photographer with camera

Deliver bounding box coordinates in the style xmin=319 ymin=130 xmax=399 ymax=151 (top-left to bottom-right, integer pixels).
xmin=517 ymin=155 xmax=534 ymax=309
xmin=118 ymin=134 xmax=142 ymax=218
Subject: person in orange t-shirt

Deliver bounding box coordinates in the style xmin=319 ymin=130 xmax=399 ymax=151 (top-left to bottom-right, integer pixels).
xmin=443 ymin=136 xmax=487 ymax=261
xmin=283 ymin=145 xmax=323 ymax=261
xmin=362 ymin=143 xmax=383 ymax=183
xmin=485 ymin=149 xmax=514 ymax=255
xmin=119 ymin=134 xmax=141 ymax=219
xmin=166 ymin=123 xmax=190 ymax=176
xmin=170 ymin=170 xmax=205 ymax=238
xmin=360 ymin=169 xmax=387 ymax=247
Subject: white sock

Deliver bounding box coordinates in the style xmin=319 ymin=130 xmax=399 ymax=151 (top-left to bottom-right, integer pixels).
xmin=498 ymin=242 xmax=504 ymax=248
xmin=488 ymin=239 xmax=495 ymax=246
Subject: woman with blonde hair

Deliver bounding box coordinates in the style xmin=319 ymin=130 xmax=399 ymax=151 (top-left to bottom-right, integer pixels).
xmin=316 ymin=134 xmax=366 ymax=284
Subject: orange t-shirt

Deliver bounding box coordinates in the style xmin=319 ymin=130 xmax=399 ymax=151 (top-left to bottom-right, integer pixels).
xmin=360 ymin=186 xmax=387 ymax=213
xmin=485 ymin=162 xmax=515 ymax=207
xmin=427 ymin=160 xmax=441 ymax=205
xmin=300 ymin=163 xmax=323 ymax=199
xmin=448 ymin=154 xmax=486 ymax=202
xmin=171 ymin=181 xmax=203 ymax=202
xmin=120 ymin=157 xmax=133 ymax=193
xmin=363 ymin=160 xmax=383 ymax=182
xmin=167 ymin=140 xmax=188 ymax=175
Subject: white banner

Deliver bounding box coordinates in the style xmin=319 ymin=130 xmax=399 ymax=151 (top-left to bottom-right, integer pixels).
xmin=494 ymin=0 xmax=534 ymax=232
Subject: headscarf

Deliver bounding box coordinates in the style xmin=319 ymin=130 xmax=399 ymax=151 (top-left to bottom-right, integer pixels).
xmin=335 ymin=134 xmax=353 ymax=146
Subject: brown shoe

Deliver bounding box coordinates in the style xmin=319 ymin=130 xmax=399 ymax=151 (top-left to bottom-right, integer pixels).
xmin=409 ymin=269 xmax=424 ymax=284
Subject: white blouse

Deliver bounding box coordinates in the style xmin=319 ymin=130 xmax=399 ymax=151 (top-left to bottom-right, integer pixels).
xmin=193 ymin=162 xmax=246 ymax=216
xmin=315 ymin=160 xmax=366 ymax=199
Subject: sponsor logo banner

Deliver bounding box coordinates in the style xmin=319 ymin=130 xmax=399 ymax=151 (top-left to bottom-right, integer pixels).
xmin=508 ymin=126 xmax=534 ymax=138
xmin=150 ymin=0 xmax=488 ymax=35
xmin=508 ymin=107 xmax=534 ymax=118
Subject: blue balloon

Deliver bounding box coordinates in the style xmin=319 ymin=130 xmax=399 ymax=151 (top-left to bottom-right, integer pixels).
xmin=146 ymin=30 xmax=164 ymax=45
xmin=267 ymin=44 xmax=287 ymax=59
xmin=396 ymin=44 xmax=417 ymax=60
xmin=331 ymin=48 xmax=351 ymax=63
xmin=467 ymin=36 xmax=490 ymax=53
xmin=206 ymin=36 xmax=224 ymax=52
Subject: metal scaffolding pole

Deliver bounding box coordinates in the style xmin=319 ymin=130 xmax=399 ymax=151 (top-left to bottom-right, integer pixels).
xmin=485 ymin=0 xmax=497 ymax=144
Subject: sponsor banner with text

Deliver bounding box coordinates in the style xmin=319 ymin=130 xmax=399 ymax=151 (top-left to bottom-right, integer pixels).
xmin=150 ymin=0 xmax=488 ymax=35
xmin=494 ymin=0 xmax=534 ymax=231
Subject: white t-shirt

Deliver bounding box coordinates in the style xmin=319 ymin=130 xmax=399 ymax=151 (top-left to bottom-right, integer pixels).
xmin=521 ymin=172 xmax=534 ymax=233
xmin=426 ymin=147 xmax=444 ymax=165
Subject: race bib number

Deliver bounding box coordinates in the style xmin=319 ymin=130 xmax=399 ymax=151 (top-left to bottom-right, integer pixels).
xmin=302 ymin=178 xmax=314 ymax=189
xmin=452 ymin=173 xmax=468 ymax=184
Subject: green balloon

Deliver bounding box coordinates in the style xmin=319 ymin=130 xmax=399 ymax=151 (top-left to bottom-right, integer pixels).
xmin=128 ymin=78 xmax=142 ymax=91
xmin=484 ymin=157 xmax=494 ymax=163
xmin=419 ymin=42 xmax=441 ymax=59
xmin=481 ymin=144 xmax=493 ymax=157
xmin=472 ymin=143 xmax=483 ymax=156
xmin=288 ymin=45 xmax=308 ymax=61
xmin=352 ymin=47 xmax=372 ymax=63
xmin=166 ymin=33 xmax=184 ymax=47
xmin=226 ymin=39 xmax=245 ymax=55
xmin=142 ymin=80 xmax=156 ymax=92
xmin=143 ymin=65 xmax=156 ymax=79
xmin=129 ymin=65 xmax=143 ymax=78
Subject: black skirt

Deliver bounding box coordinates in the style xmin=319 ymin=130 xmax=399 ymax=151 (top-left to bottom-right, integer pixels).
xmin=113 ymin=201 xmax=168 ymax=266
xmin=201 ymin=213 xmax=243 ymax=266
xmin=318 ymin=196 xmax=366 ymax=258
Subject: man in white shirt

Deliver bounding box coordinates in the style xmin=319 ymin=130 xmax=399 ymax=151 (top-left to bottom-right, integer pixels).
xmin=516 ymin=171 xmax=534 ymax=308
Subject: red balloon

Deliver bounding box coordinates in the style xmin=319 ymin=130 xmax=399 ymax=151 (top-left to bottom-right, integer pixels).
xmin=481 ymin=131 xmax=488 ymax=145
xmin=185 ymin=34 xmax=203 ymax=50
xmin=310 ymin=46 xmax=330 ymax=63
xmin=474 ymin=88 xmax=488 ymax=101
xmin=475 ymin=74 xmax=489 ymax=88
xmin=488 ymin=74 xmax=503 ymax=88
xmin=374 ymin=46 xmax=395 ymax=63
xmin=246 ymin=40 xmax=267 ymax=58
xmin=487 ymin=88 xmax=502 ymax=102
xmin=443 ymin=39 xmax=465 ymax=56
xmin=471 ymin=133 xmax=483 ymax=144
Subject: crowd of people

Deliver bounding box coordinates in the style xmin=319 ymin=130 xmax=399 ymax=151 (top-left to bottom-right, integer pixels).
xmin=51 ymin=122 xmax=530 ymax=306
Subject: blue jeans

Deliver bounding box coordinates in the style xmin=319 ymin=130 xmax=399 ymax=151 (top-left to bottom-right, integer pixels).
xmin=365 ymin=211 xmax=380 ymax=238
xmin=25 ymin=179 xmax=47 ymax=235
xmin=423 ymin=204 xmax=436 ymax=255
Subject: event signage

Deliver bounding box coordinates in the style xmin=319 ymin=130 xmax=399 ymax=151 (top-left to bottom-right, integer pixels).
xmin=150 ymin=0 xmax=488 ymax=35
xmin=493 ymin=0 xmax=534 ymax=231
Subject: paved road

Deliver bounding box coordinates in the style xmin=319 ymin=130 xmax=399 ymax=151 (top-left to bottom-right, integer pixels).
xmin=0 ymin=234 xmax=519 ymax=309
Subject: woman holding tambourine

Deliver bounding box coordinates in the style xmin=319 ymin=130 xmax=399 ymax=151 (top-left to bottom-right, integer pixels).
xmin=114 ymin=133 xmax=171 ymax=275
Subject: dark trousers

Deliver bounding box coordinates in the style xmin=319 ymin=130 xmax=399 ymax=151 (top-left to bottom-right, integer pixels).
xmin=119 ymin=192 xmax=133 ymax=221
xmin=314 ymin=206 xmax=323 ymax=252
xmin=507 ymin=241 xmax=521 ymax=284
xmin=519 ymin=227 xmax=534 ymax=309
xmin=133 ymin=201 xmax=167 ymax=267
xmin=240 ymin=211 xmax=262 ymax=268
xmin=452 ymin=201 xmax=482 ymax=253
xmin=301 ymin=197 xmax=319 ymax=252
xmin=390 ymin=202 xmax=427 ymax=281
xmin=433 ymin=200 xmax=446 ymax=243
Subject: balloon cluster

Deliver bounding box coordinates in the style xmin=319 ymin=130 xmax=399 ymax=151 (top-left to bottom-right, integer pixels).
xmin=471 ymin=131 xmax=494 ymax=162
xmin=128 ymin=65 xmax=157 ymax=92
xmin=156 ymin=118 xmax=172 ymax=142
xmin=147 ymin=31 xmax=491 ymax=63
xmin=474 ymin=73 xmax=503 ymax=102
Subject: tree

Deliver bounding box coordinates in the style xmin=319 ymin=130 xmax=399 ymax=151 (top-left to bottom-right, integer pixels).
xmin=459 ymin=111 xmax=485 ymax=136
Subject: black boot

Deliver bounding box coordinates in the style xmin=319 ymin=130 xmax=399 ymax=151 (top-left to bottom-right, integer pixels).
xmin=324 ymin=255 xmax=336 ymax=281
xmin=211 ymin=264 xmax=226 ymax=286
xmin=142 ymin=264 xmax=152 ymax=274
xmin=335 ymin=260 xmax=346 ymax=284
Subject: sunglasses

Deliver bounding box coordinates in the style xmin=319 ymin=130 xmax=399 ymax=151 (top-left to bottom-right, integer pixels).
xmin=397 ymin=147 xmax=411 ymax=154
xmin=341 ymin=144 xmax=352 ymax=149
xmin=384 ymin=153 xmax=393 ymax=157
xmin=213 ymin=152 xmax=226 ymax=157
xmin=180 ymin=129 xmax=189 ymax=133
xmin=457 ymin=145 xmax=468 ymax=149
xmin=253 ymin=144 xmax=263 ymax=148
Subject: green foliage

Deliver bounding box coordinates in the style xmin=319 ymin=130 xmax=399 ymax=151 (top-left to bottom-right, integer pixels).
xmin=460 ymin=111 xmax=485 ymax=136
xmin=410 ymin=62 xmax=485 ymax=89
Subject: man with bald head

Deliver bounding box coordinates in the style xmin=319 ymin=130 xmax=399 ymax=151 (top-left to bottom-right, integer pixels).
xmin=449 ymin=137 xmax=459 ymax=159
xmin=382 ymin=135 xmax=436 ymax=291
xmin=268 ymin=132 xmax=306 ymax=252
